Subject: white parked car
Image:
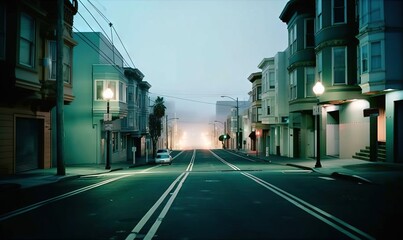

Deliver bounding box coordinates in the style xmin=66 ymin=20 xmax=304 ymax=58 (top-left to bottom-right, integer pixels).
xmin=156 ymin=149 xmax=170 ymax=155
xmin=155 ymin=153 xmax=172 ymax=165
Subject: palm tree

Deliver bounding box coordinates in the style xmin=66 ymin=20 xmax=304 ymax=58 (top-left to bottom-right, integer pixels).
xmin=153 ymin=96 xmax=166 ymax=118
xmin=149 ymin=96 xmax=166 ymax=158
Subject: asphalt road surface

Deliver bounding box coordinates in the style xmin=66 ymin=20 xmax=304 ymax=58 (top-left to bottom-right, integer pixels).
xmin=1 ymin=149 xmax=401 ymax=239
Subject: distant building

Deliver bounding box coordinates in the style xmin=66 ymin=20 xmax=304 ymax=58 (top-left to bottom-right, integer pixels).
xmin=216 ymin=100 xmax=249 ymax=149
xmin=258 ymin=51 xmax=289 ymax=157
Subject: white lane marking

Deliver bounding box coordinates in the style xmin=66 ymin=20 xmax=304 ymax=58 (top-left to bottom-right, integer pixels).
xmin=125 ymin=172 xmax=186 ymax=240
xmin=0 ymin=176 xmax=126 ymax=221
xmin=242 ymin=172 xmax=375 ymax=240
xmin=319 ymin=176 xmax=336 ymax=181
xmin=125 ymin=150 xmax=195 ymax=240
xmin=209 ymin=150 xmax=240 ymax=171
xmin=209 ymin=151 xmax=374 ymax=240
xmin=144 ymin=172 xmax=190 ymax=240
xmin=185 ymin=150 xmax=196 ymax=172
xmin=0 ymin=166 xmax=159 ymax=222
xmin=225 ymin=150 xmax=256 ymax=162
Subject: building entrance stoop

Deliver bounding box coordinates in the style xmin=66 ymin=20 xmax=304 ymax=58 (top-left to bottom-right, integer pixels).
xmin=352 ymin=141 xmax=386 ymax=161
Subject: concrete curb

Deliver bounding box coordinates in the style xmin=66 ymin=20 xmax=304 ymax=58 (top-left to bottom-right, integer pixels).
xmin=331 ymin=172 xmax=372 ymax=184
xmin=286 ymin=163 xmax=314 ymax=171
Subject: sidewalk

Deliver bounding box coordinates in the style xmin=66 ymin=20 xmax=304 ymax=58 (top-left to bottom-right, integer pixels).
xmin=0 ymin=156 xmax=151 ymax=191
xmin=238 ymin=149 xmax=403 ymax=184
xmin=2 ymin=151 xmax=403 ymax=192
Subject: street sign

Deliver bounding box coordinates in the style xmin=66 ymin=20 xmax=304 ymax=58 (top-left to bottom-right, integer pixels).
xmin=104 ymin=123 xmax=113 ymax=131
xmin=313 ymin=105 xmax=321 ymax=115
xmin=104 ymin=113 xmax=112 ymax=121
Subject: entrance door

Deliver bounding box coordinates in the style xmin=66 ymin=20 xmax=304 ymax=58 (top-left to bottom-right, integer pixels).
xmin=16 ymin=117 xmax=43 ymax=172
xmin=326 ymin=111 xmax=340 ymax=157
xmin=293 ymin=128 xmax=301 ymax=158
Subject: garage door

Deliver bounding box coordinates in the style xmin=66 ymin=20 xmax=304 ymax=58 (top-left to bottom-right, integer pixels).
xmin=15 ymin=117 xmax=43 ymax=172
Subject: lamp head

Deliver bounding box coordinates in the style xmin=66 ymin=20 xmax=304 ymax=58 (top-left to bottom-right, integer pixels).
xmin=313 ymin=81 xmax=325 ymax=96
xmin=103 ymin=88 xmax=114 ymax=100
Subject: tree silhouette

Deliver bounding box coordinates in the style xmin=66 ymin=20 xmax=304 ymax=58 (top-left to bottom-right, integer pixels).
xmin=149 ymin=96 xmax=166 ymax=158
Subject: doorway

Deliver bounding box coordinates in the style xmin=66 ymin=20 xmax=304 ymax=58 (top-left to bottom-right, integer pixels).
xmin=16 ymin=117 xmax=43 ymax=172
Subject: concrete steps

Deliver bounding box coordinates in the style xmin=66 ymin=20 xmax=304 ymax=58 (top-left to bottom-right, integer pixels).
xmin=352 ymin=142 xmax=386 ymax=161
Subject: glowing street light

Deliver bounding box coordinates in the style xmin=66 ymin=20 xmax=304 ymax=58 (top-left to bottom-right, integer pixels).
xmin=103 ymin=88 xmax=113 ymax=169
xmin=313 ymin=81 xmax=325 ymax=168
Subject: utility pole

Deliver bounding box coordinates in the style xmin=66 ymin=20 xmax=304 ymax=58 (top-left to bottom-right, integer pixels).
xmin=56 ymin=0 xmax=65 ymax=175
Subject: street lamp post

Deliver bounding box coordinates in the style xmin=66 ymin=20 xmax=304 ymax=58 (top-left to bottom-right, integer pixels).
xmin=103 ymin=88 xmax=114 ymax=170
xmin=312 ymin=81 xmax=325 ymax=168
xmin=221 ymin=96 xmax=239 ymax=150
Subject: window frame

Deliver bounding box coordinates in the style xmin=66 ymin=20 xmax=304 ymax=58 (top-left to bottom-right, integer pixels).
xmin=316 ymin=51 xmax=323 ymax=84
xmin=305 ymin=67 xmax=316 ymax=97
xmin=19 ymin=12 xmax=35 ymax=68
xmin=370 ymin=41 xmax=382 ymax=71
xmin=289 ymin=24 xmax=297 ymax=55
xmin=332 ymin=46 xmax=347 ymax=85
xmin=360 ymin=44 xmax=368 ymax=74
xmin=316 ymin=0 xmax=323 ymax=32
xmin=332 ymin=0 xmax=346 ymax=25
xmin=305 ymin=18 xmax=315 ymax=48
xmin=289 ymin=69 xmax=297 ymax=101
xmin=269 ymin=71 xmax=275 ymax=89
xmin=95 ymin=80 xmax=118 ymax=101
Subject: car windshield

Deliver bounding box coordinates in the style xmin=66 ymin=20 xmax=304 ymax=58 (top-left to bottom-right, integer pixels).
xmin=156 ymin=154 xmax=169 ymax=158
xmin=157 ymin=149 xmax=169 ymax=153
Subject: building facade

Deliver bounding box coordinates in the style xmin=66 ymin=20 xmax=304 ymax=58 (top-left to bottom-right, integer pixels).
xmin=247 ymin=72 xmax=267 ymax=156
xmin=0 ymin=0 xmax=78 ymax=174
xmin=62 ymin=32 xmax=150 ymax=166
xmin=258 ymin=51 xmax=289 ymax=157
xmin=279 ymin=0 xmax=403 ymax=162
xmin=356 ymin=0 xmax=403 ymax=163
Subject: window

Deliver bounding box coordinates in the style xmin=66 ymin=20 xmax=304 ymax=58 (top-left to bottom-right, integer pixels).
xmin=48 ymin=41 xmax=72 ymax=83
xmin=289 ymin=70 xmax=297 ymax=100
xmin=359 ymin=0 xmax=383 ymax=27
xmin=95 ymin=80 xmax=118 ymax=101
xmin=269 ymin=71 xmax=275 ymax=89
xmin=267 ymin=106 xmax=271 ymax=115
xmin=49 ymin=41 xmax=57 ymax=79
xmin=371 ymin=41 xmax=381 ymax=70
xmin=305 ymin=19 xmax=315 ymax=48
xmin=257 ymin=86 xmax=262 ymax=100
xmin=0 ymin=2 xmax=5 ymax=59
xmin=333 ymin=47 xmax=347 ymax=84
xmin=257 ymin=107 xmax=262 ymax=122
xmin=305 ymin=67 xmax=315 ymax=97
xmin=112 ymin=132 xmax=118 ymax=152
xmin=316 ymin=51 xmax=323 ymax=83
xmin=316 ymin=0 xmax=322 ymax=31
xmin=19 ymin=13 xmax=35 ymax=67
xmin=128 ymin=111 xmax=134 ymax=127
xmin=333 ymin=0 xmax=346 ymax=24
xmin=63 ymin=45 xmax=72 ymax=83
xmin=119 ymin=82 xmax=126 ymax=102
xmin=289 ymin=24 xmax=297 ymax=54
xmin=370 ymin=0 xmax=382 ymax=22
xmin=361 ymin=44 xmax=368 ymax=73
